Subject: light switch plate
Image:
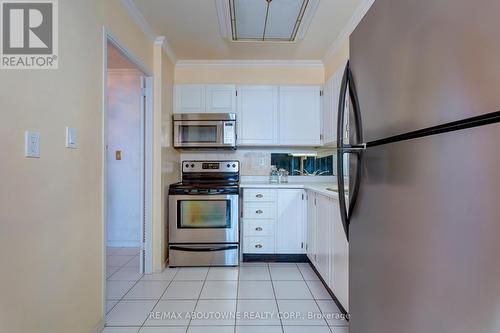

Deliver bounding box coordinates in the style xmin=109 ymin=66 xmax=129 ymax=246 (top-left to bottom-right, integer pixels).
xmin=65 ymin=127 xmax=77 ymax=149
xmin=25 ymin=131 xmax=40 ymax=158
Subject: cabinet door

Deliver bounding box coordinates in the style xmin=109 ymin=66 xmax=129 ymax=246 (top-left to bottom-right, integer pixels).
xmin=206 ymin=85 xmax=236 ymax=113
xmin=237 ymin=86 xmax=278 ymax=145
xmin=330 ymin=198 xmax=349 ymax=309
xmin=174 ymin=85 xmax=205 ymax=113
xmin=279 ymin=86 xmax=321 ymax=146
xmin=276 ymin=189 xmax=305 ymax=254
xmin=306 ymin=191 xmax=317 ymax=264
xmin=315 ymin=194 xmax=332 ymax=281
xmin=322 ymin=75 xmax=337 ymax=145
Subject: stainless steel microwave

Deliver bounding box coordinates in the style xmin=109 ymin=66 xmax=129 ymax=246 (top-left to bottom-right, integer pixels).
xmin=173 ymin=113 xmax=237 ymax=149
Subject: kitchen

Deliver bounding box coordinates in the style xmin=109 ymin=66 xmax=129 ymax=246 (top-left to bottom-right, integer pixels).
xmin=2 ymin=0 xmax=500 ymax=333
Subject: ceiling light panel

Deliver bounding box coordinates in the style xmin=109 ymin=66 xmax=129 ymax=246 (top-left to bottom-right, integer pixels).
xmin=227 ymin=0 xmax=317 ymax=42
xmin=233 ymin=0 xmax=268 ymax=39
xmin=265 ymin=0 xmax=306 ymax=40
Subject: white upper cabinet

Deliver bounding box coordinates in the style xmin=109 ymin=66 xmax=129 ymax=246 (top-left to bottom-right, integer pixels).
xmin=237 ymin=85 xmax=278 ymax=145
xmin=279 ymin=86 xmax=322 ymax=146
xmin=174 ymin=84 xmax=236 ymax=114
xmin=322 ymin=63 xmax=349 ymax=146
xmin=205 ymin=85 xmax=237 ymax=113
xmin=276 ymin=189 xmax=306 ymax=254
xmin=174 ymin=84 xmax=205 ymax=113
xmin=322 ymin=75 xmax=337 ymax=144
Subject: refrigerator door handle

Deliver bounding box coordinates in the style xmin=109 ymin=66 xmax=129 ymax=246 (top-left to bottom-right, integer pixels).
xmin=337 ymin=61 xmax=364 ymax=241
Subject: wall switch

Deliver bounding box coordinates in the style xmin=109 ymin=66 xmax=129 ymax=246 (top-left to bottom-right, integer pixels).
xmin=65 ymin=127 xmax=77 ymax=149
xmin=25 ymin=131 xmax=40 ymax=158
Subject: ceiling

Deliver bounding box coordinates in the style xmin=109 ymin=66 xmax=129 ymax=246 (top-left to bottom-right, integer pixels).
xmin=131 ymin=0 xmax=364 ymax=61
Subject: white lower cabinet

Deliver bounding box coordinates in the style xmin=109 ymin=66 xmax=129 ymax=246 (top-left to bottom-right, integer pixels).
xmin=331 ymin=202 xmax=349 ymax=309
xmin=242 ymin=188 xmax=306 ymax=255
xmin=305 ymin=190 xmax=349 ymax=310
xmin=315 ymin=193 xmax=332 ymax=280
xmin=276 ymin=189 xmax=306 ymax=254
xmin=306 ymin=191 xmax=318 ymax=265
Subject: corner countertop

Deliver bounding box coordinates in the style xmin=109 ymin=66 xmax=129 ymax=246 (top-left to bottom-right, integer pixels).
xmin=240 ymin=181 xmax=342 ymax=199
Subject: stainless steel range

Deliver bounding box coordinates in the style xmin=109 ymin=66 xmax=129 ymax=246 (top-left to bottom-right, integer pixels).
xmin=168 ymin=161 xmax=240 ymax=267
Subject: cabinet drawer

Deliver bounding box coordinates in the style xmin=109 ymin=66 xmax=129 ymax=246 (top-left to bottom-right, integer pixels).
xmin=243 ymin=219 xmax=275 ymax=236
xmin=244 ymin=189 xmax=277 ymax=202
xmin=243 ymin=202 xmax=276 ymax=219
xmin=243 ymin=236 xmax=275 ymax=254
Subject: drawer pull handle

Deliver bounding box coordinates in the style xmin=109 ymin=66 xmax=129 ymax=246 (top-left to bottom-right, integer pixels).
xmin=255 ymin=244 xmax=263 ymax=249
xmin=255 ymin=227 xmax=263 ymax=231
xmin=256 ymin=210 xmax=263 ymax=214
xmin=256 ymin=194 xmax=264 ymax=198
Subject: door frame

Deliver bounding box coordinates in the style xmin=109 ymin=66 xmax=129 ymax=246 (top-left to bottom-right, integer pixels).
xmin=101 ymin=27 xmax=154 ymax=319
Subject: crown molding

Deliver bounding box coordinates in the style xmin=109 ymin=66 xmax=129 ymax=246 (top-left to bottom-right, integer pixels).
xmin=155 ymin=36 xmax=177 ymax=64
xmin=175 ymin=60 xmax=324 ymax=68
xmin=121 ymin=0 xmax=177 ymax=64
xmin=322 ymin=0 xmax=375 ymax=63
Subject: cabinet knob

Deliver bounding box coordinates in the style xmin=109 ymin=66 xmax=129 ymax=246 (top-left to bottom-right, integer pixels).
xmin=256 ymin=194 xmax=263 ymax=198
xmin=255 ymin=244 xmax=263 ymax=249
xmin=255 ymin=227 xmax=263 ymax=231
xmin=256 ymin=209 xmax=263 ymax=214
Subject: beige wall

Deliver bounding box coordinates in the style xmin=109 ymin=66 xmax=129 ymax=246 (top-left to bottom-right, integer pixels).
xmin=175 ymin=65 xmax=325 ymax=85
xmin=0 ymin=1 xmax=159 ymax=332
xmin=324 ymin=39 xmax=350 ymax=80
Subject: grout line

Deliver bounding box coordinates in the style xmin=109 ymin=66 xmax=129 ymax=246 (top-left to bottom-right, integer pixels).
xmin=186 ymin=268 xmax=209 ymax=330
xmin=268 ymin=264 xmax=285 ymax=333
xmin=234 ymin=265 xmax=240 ymax=333
xmin=138 ymin=267 xmax=180 ymax=329
xmin=299 ymin=263 xmax=329 ymax=328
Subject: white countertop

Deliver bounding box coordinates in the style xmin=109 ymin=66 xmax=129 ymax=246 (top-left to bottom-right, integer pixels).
xmin=240 ymin=181 xmax=342 ymax=199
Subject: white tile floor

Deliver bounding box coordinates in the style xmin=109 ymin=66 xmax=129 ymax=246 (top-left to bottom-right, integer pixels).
xmin=105 ymin=252 xmax=349 ymax=333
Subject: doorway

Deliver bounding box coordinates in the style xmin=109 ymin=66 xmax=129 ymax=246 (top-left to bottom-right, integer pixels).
xmin=103 ymin=32 xmax=153 ymax=321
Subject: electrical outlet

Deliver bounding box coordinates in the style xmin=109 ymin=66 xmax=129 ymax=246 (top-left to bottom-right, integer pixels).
xmin=25 ymin=131 xmax=40 ymax=158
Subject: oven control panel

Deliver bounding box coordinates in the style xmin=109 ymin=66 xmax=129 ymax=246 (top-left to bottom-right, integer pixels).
xmin=182 ymin=160 xmax=239 ymax=173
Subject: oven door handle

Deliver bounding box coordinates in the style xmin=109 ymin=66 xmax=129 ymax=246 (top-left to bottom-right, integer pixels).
xmin=170 ymin=245 xmax=238 ymax=252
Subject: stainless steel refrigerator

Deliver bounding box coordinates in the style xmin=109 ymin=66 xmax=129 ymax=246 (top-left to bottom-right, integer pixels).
xmin=335 ymin=0 xmax=500 ymax=332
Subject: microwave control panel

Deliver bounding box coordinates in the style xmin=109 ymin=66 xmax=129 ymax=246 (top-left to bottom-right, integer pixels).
xmin=223 ymin=122 xmax=235 ymax=145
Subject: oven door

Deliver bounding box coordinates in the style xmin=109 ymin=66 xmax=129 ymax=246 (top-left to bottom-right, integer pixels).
xmin=173 ymin=120 xmax=235 ymax=148
xmin=169 ymin=194 xmax=239 ymax=243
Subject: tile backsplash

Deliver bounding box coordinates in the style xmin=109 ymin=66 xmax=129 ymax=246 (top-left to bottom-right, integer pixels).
xmin=180 ymin=150 xmax=271 ymax=176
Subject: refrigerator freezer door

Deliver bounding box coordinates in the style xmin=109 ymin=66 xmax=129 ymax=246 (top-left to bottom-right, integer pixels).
xmin=350 ymin=0 xmax=500 ymax=143
xmin=349 ymin=122 xmax=500 ymax=333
